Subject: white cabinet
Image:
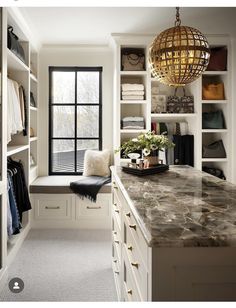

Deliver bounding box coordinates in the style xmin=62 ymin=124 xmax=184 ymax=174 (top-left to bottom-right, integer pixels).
xmin=111 ymin=173 xmax=236 ymax=301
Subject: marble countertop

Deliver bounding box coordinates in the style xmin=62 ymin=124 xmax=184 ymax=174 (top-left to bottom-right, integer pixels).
xmin=111 ymin=165 xmax=236 ymax=248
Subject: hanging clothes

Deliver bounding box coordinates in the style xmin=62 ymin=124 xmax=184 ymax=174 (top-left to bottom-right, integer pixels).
xmin=7 ymin=78 xmax=27 ymax=143
xmin=7 ymin=158 xmax=31 ymax=227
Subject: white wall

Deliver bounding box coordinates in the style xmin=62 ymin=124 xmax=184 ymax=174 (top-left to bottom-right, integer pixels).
xmin=38 ymin=46 xmax=113 ymax=176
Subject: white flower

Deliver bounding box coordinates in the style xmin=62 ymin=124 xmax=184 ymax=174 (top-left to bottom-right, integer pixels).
xmin=143 ymin=148 xmax=151 ymax=156
xmin=132 ymin=138 xmax=138 ymax=142
xmin=150 ymin=144 xmax=158 ymax=151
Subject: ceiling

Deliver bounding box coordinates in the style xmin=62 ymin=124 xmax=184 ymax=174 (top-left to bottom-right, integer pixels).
xmin=19 ymin=7 xmax=236 ymax=46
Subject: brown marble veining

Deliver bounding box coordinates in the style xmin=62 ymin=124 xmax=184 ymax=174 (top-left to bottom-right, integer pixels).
xmin=111 ymin=165 xmax=236 ymax=247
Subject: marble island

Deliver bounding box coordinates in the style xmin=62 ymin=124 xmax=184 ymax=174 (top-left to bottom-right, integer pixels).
xmin=111 ymin=165 xmax=236 ymax=248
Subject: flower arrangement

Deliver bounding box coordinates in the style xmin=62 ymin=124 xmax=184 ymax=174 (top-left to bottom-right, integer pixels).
xmin=116 ymin=131 xmax=175 ymax=157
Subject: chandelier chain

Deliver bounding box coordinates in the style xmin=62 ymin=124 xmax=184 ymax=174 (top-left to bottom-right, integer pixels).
xmin=175 ymin=7 xmax=181 ymax=26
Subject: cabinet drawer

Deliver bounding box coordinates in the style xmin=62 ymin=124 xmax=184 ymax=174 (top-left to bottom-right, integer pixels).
xmin=124 ymin=222 xmax=148 ymax=300
xmin=123 ymin=205 xmax=148 ymax=266
xmin=34 ymin=194 xmax=73 ymax=220
xmin=112 ymin=243 xmax=121 ymax=300
xmin=113 ymin=190 xmax=122 ymax=229
xmin=123 ymin=247 xmax=142 ymax=302
xmin=76 ymin=194 xmax=110 ymax=219
xmin=112 ymin=221 xmax=122 ymax=265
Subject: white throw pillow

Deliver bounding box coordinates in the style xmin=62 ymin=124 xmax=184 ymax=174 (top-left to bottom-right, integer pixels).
xmin=83 ymin=149 xmax=111 ymax=177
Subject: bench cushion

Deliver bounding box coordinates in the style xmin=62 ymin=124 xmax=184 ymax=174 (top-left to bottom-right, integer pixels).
xmin=30 ymin=176 xmax=111 ymax=194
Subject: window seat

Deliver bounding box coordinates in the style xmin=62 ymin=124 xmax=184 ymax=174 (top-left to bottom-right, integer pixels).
xmin=30 ymin=176 xmax=111 ymax=194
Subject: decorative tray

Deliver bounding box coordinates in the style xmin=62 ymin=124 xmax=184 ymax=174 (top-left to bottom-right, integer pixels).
xmin=122 ymin=164 xmax=169 ymax=176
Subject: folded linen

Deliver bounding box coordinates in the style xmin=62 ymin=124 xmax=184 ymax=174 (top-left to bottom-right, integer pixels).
xmin=122 ymin=126 xmax=145 ymax=130
xmin=122 ymin=122 xmax=144 ymax=129
xmin=121 ymin=83 xmax=144 ymax=91
xmin=122 ymin=95 xmax=144 ymax=100
xmin=122 ymin=90 xmax=144 ymax=96
xmin=122 ymin=116 xmax=144 ymax=122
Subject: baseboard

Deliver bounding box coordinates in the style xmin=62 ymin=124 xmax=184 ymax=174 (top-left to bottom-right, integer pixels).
xmin=7 ymin=223 xmax=31 ymax=267
xmin=31 ymin=219 xmax=111 ymax=229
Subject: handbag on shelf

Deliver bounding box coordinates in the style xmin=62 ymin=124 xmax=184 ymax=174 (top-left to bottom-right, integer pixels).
xmin=202 ymin=166 xmax=226 ymax=180
xmin=30 ymin=92 xmax=36 ymax=107
xmin=202 ymin=83 xmax=225 ymax=100
xmin=206 ymin=47 xmax=227 ymax=71
xmin=121 ymin=48 xmax=145 ymax=71
xmin=167 ymin=87 xmax=194 ymax=113
xmin=202 ymin=110 xmax=225 ymax=129
xmin=151 ymin=95 xmax=167 ymax=113
xmin=7 ymin=26 xmax=26 ymax=64
xmin=202 ymin=139 xmax=226 ymax=158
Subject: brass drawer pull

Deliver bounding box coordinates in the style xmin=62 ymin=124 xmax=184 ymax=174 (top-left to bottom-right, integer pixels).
xmin=129 ymin=224 xmax=136 ymax=231
xmin=131 ymin=262 xmax=139 ymax=269
xmin=127 ymin=245 xmax=133 ymax=251
xmin=113 ymin=231 xmax=117 ymax=235
xmin=114 ymin=271 xmax=119 ymax=274
xmin=113 ymin=259 xmax=117 ymax=263
xmin=45 ymin=206 xmax=60 ymax=210
xmin=127 ymin=289 xmax=132 ymax=295
xmin=113 ymin=182 xmax=118 ymax=189
xmin=114 ymin=240 xmax=119 ymax=244
xmin=86 ymin=206 xmax=102 ymax=210
xmin=114 ymin=209 xmax=120 ymax=213
xmin=113 ymin=203 xmax=117 ymax=207
xmin=126 ymin=212 xmax=131 ymax=217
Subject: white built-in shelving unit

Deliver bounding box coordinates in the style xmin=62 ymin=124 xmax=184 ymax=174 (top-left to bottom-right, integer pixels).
xmin=111 ymin=34 xmax=232 ymax=182
xmin=0 ymin=7 xmax=39 ymax=277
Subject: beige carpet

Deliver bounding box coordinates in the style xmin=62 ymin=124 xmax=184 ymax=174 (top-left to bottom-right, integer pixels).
xmin=0 ymin=229 xmax=117 ymax=301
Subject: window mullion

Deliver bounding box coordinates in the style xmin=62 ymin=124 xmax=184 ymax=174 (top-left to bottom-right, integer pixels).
xmin=75 ymin=71 xmax=77 ymax=173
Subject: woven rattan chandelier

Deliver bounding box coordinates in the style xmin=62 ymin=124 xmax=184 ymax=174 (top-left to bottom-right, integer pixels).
xmin=149 ymin=7 xmax=210 ymax=86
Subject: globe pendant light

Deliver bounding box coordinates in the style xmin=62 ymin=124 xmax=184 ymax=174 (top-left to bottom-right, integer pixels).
xmin=149 ymin=7 xmax=211 ymax=87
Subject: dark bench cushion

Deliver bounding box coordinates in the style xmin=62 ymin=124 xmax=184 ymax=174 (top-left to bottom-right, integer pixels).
xmin=30 ymin=176 xmax=111 ymax=194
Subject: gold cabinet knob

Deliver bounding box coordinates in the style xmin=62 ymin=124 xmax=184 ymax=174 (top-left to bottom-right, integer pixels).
xmin=113 ymin=203 xmax=117 ymax=207
xmin=113 ymin=259 xmax=117 ymax=263
xmin=129 ymin=224 xmax=136 ymax=231
xmin=127 ymin=289 xmax=132 ymax=295
xmin=113 ymin=231 xmax=117 ymax=235
xmin=114 ymin=209 xmax=120 ymax=213
xmin=114 ymin=271 xmax=119 ymax=274
xmin=131 ymin=262 xmax=139 ymax=269
xmin=113 ymin=182 xmax=118 ymax=189
xmin=127 ymin=245 xmax=133 ymax=251
xmin=115 ymin=240 xmax=119 ymax=244
xmin=126 ymin=212 xmax=131 ymax=217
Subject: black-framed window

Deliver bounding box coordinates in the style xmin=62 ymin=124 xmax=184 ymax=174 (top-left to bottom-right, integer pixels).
xmin=49 ymin=66 xmax=102 ymax=175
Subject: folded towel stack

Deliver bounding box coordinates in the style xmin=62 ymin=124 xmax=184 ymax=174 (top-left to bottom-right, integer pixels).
xmin=121 ymin=116 xmax=145 ymax=129
xmin=121 ymin=83 xmax=145 ymax=100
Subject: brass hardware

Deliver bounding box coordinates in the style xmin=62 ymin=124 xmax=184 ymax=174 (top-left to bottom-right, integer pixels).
xmin=45 ymin=206 xmax=60 ymax=210
xmin=129 ymin=224 xmax=136 ymax=231
xmin=126 ymin=212 xmax=131 ymax=217
xmin=127 ymin=289 xmax=132 ymax=295
xmin=113 ymin=231 xmax=117 ymax=235
xmin=113 ymin=182 xmax=118 ymax=189
xmin=113 ymin=203 xmax=117 ymax=207
xmin=113 ymin=259 xmax=117 ymax=263
xmin=115 ymin=209 xmax=120 ymax=213
xmin=127 ymin=245 xmax=133 ymax=251
xmin=114 ymin=271 xmax=119 ymax=274
xmin=86 ymin=206 xmax=102 ymax=210
xmin=131 ymin=262 xmax=139 ymax=269
xmin=115 ymin=240 xmax=119 ymax=244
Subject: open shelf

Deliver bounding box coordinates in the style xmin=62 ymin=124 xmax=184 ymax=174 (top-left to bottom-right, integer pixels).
xmin=203 ymin=71 xmax=227 ymax=75
xmin=202 ymin=129 xmax=228 ymax=133
xmin=120 ymin=100 xmax=147 ymax=104
xmin=7 ymin=49 xmax=29 ymax=72
xmin=151 ymin=113 xmax=197 ymax=118
xmin=120 ymin=71 xmax=147 ymax=76
xmin=30 ymin=106 xmax=38 ymax=111
xmin=120 ymin=129 xmax=148 ymax=134
xmin=201 ymin=100 xmax=228 ymax=104
xmin=30 ymin=137 xmax=38 ymax=142
xmin=7 ymin=144 xmax=29 ymax=156
xmin=30 ymin=73 xmax=38 ymax=83
xmin=201 ymin=158 xmax=228 ymax=162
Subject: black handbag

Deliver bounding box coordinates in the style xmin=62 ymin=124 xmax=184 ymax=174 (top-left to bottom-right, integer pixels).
xmin=167 ymin=87 xmax=194 ymax=113
xmin=30 ymin=92 xmax=36 ymax=107
xmin=121 ymin=48 xmax=145 ymax=71
xmin=202 ymin=110 xmax=225 ymax=129
xmin=202 ymin=140 xmax=226 ymax=158
xmin=8 ymin=26 xmax=26 ymax=63
xmin=202 ymin=166 xmax=226 ymax=180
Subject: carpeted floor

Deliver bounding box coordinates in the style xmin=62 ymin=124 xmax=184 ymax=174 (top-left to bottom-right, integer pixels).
xmin=0 ymin=229 xmax=117 ymax=302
